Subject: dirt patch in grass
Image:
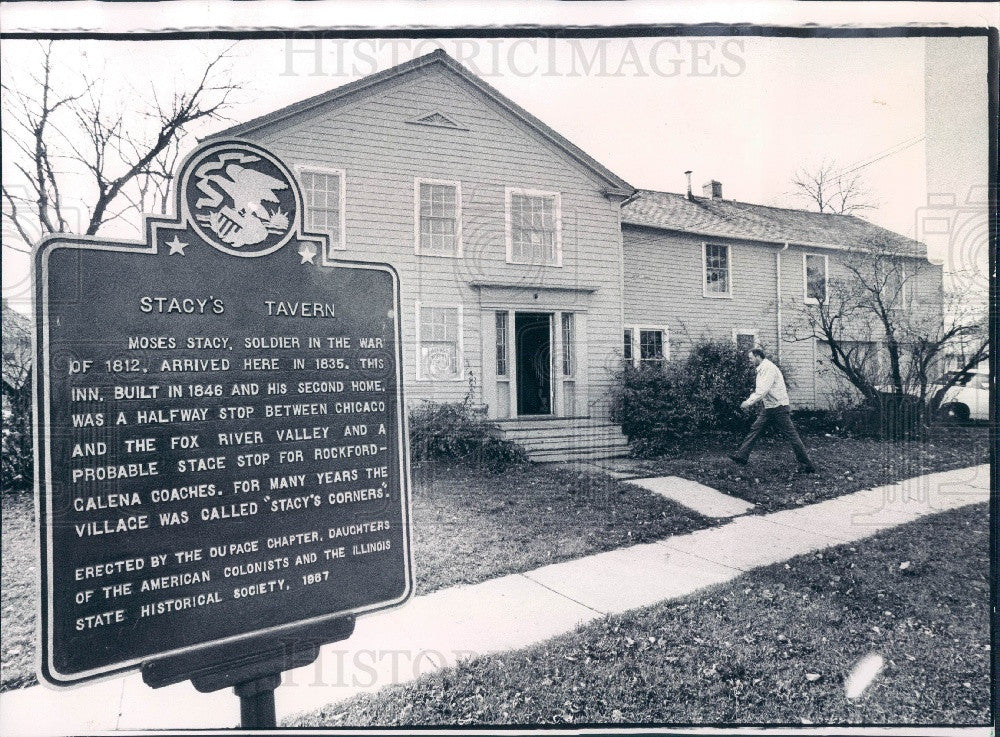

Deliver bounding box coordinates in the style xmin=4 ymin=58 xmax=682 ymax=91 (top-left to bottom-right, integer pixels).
xmin=410 ymin=461 xmax=712 ymax=594
xmin=294 ymin=503 xmax=991 ymax=727
xmin=1 ymin=490 xmax=37 ymax=692
xmin=626 ymin=425 xmax=988 ymax=513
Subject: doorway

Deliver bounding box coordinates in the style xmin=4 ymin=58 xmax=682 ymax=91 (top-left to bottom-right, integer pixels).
xmin=515 ymin=312 xmax=552 ymax=416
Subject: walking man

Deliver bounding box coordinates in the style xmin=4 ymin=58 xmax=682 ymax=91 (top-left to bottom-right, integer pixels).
xmin=729 ymin=347 xmax=817 ymax=473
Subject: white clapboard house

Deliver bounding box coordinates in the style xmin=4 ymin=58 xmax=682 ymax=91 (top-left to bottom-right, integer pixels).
xmin=208 ymin=50 xmax=942 ymax=461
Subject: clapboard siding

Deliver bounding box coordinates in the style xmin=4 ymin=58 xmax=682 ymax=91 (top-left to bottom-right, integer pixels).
xmin=624 ymin=225 xmax=944 ymax=409
xmin=622 ymin=224 xmax=779 ymax=356
xmin=240 ymin=66 xmax=625 ymax=416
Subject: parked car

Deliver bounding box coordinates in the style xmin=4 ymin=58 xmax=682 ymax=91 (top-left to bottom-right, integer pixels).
xmin=936 ymin=368 xmax=990 ymax=422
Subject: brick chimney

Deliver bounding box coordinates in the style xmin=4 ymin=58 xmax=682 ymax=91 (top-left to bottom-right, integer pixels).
xmin=702 ymin=180 xmax=723 ymax=199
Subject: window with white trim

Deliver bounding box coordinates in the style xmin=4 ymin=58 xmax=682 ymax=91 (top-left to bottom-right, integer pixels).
xmin=506 ymin=189 xmax=561 ymax=265
xmin=416 ymin=180 xmax=460 ymax=256
xmin=734 ymin=332 xmax=757 ymax=352
xmin=638 ymin=329 xmax=666 ymax=364
xmin=623 ymin=329 xmax=634 ymax=364
xmin=704 ymin=243 xmax=731 ymax=296
xmin=300 ymin=168 xmax=345 ymax=250
xmin=416 ymin=304 xmax=462 ymax=380
xmin=804 ymin=254 xmax=828 ymax=303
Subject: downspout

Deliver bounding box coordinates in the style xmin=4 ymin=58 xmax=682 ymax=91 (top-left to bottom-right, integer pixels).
xmin=775 ymin=243 xmax=788 ymax=363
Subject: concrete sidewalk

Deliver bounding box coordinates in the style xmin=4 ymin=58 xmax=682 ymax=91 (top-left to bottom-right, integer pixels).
xmin=0 ymin=464 xmax=990 ymax=734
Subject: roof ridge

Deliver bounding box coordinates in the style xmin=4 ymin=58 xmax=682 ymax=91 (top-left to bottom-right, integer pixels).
xmin=624 ymin=188 xmax=927 ymax=255
xmin=633 ymin=187 xmax=868 ymax=221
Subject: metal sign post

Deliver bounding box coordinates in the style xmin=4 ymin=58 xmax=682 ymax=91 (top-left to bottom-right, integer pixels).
xmin=33 ymin=140 xmax=413 ymax=727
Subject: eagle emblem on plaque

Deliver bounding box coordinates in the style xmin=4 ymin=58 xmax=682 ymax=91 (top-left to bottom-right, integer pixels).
xmin=182 ymin=142 xmax=300 ymax=257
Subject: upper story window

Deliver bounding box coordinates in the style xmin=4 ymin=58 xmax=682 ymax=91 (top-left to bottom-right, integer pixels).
xmin=703 ymin=243 xmax=731 ymax=297
xmin=506 ymin=188 xmax=562 ymax=266
xmin=804 ymin=254 xmax=829 ymax=304
xmin=415 ymin=179 xmax=461 ymax=257
xmin=299 ymin=167 xmax=345 ymax=252
xmin=416 ymin=303 xmax=463 ymax=381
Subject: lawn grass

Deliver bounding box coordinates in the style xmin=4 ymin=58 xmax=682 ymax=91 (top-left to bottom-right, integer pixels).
xmin=0 ymin=426 xmax=988 ymax=694
xmin=408 ymin=461 xmax=712 ymax=593
xmin=1 ymin=490 xmax=35 ymax=692
xmin=0 ymin=466 xmax=712 ymax=693
xmin=293 ymin=502 xmax=991 ymax=727
xmin=626 ymin=424 xmax=989 ymax=513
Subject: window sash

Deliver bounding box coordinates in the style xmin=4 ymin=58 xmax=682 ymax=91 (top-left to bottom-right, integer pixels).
xmin=561 ymin=313 xmax=574 ymax=376
xmin=418 ymin=183 xmax=458 ymax=255
xmin=418 ymin=306 xmax=461 ymax=380
xmin=704 ymin=243 xmax=730 ymax=294
xmin=805 ymin=255 xmax=827 ymax=302
xmin=639 ymin=330 xmax=664 ymax=362
xmin=495 ymin=311 xmax=508 ymax=377
xmin=623 ymin=329 xmax=633 ymax=363
xmin=510 ymin=193 xmax=557 ymax=264
xmin=301 ymin=170 xmax=342 ymax=246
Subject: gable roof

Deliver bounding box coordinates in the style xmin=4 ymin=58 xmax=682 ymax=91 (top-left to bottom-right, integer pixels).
xmin=206 ymin=49 xmax=634 ymax=196
xmin=622 ymin=189 xmax=929 ymax=258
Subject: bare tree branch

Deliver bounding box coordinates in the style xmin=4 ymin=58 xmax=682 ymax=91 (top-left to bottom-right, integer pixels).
xmin=790 ymin=160 xmax=878 ymax=216
xmin=2 ymin=41 xmax=240 ymax=241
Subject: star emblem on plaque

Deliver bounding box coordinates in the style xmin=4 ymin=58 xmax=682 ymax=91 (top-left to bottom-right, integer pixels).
xmin=181 ymin=141 xmax=300 ymax=257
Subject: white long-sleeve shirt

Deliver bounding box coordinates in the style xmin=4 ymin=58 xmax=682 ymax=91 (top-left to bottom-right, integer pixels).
xmin=745 ymin=358 xmax=790 ymax=409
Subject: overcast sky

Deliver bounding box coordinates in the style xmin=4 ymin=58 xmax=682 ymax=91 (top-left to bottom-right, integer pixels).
xmin=1 ymin=34 xmax=989 ymax=310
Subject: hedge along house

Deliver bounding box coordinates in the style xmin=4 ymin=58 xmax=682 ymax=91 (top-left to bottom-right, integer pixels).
xmin=621 ymin=183 xmax=944 ymax=409
xmin=207 ymin=50 xmax=636 ymax=460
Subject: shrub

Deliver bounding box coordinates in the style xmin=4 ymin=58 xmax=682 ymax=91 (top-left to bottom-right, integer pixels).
xmin=2 ymin=387 xmax=33 ymax=492
xmin=408 ymin=399 xmax=528 ymax=472
xmin=610 ymin=340 xmax=758 ymax=455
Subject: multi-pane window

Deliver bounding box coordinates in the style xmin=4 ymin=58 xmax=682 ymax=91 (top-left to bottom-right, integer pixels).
xmin=561 ymin=313 xmax=575 ymax=376
xmin=639 ymin=329 xmax=665 ymax=363
xmin=417 ymin=305 xmax=461 ymax=380
xmin=623 ymin=329 xmax=634 ymax=363
xmin=301 ymin=169 xmax=343 ymax=249
xmin=704 ymin=243 xmax=731 ymax=296
xmin=495 ymin=311 xmax=508 ymax=377
xmin=805 ymin=254 xmax=828 ymax=303
xmin=735 ymin=333 xmax=756 ymax=352
xmin=508 ymin=190 xmax=560 ymax=265
xmin=417 ymin=181 xmax=459 ymax=256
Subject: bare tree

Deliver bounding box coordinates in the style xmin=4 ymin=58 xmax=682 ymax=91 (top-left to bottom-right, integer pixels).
xmin=1 ymin=40 xmax=239 ymax=243
xmin=2 ymin=299 xmax=34 ymax=487
xmin=786 ymin=233 xmax=988 ymax=426
xmin=790 ymin=160 xmax=877 ymax=216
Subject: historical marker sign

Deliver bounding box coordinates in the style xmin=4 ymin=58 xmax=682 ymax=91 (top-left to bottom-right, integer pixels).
xmin=33 ymin=140 xmax=413 ymax=686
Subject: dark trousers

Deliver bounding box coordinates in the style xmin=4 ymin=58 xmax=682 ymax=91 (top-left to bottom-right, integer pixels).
xmin=733 ymin=405 xmax=814 ymax=467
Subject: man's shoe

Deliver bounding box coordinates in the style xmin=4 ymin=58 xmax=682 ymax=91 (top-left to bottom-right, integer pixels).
xmin=728 ymin=454 xmax=748 ymax=466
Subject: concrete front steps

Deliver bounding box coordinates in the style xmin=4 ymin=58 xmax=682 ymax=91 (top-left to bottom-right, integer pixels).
xmin=496 ymin=416 xmax=631 ymax=462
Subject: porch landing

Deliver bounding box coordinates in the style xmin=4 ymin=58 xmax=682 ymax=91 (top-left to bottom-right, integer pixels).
xmin=496 ymin=416 xmax=630 ymax=463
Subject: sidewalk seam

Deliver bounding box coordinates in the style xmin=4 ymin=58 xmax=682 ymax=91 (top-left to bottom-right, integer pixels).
xmin=517 ymin=573 xmax=607 ymax=617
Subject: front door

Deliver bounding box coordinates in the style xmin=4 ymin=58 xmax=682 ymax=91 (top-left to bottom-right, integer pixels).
xmin=515 ymin=312 xmax=552 ymax=416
